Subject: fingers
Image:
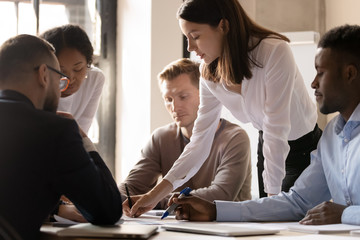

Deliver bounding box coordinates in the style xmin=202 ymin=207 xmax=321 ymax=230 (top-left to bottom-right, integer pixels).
xmin=299 ymin=217 xmax=322 ymax=225
xmin=133 ymin=207 xmax=150 ymax=218
xmin=168 ymin=193 xmax=180 ymax=207
xmin=299 ymin=211 xmax=322 ymax=225
xmin=123 ymin=194 xmax=147 ymax=217
xmin=129 ymin=197 xmax=149 ymax=217
xmin=173 ymin=196 xmax=191 ymax=204
xmin=129 ymin=201 xmax=140 ymax=217
xmin=122 ymin=200 xmax=132 ymax=217
xmin=175 ymin=206 xmax=190 ymax=220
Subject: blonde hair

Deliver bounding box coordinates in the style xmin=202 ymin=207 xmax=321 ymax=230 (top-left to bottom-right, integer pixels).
xmin=158 ymin=58 xmax=200 ymax=88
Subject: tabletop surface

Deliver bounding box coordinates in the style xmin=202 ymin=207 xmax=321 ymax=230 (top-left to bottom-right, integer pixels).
xmin=40 ymin=214 xmax=356 ymax=240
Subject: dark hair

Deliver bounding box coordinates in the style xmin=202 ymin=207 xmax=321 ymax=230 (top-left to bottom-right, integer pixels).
xmin=158 ymin=58 xmax=200 ymax=89
xmin=177 ymin=0 xmax=289 ymax=84
xmin=40 ymin=24 xmax=94 ymax=66
xmin=0 ymin=34 xmax=55 ymax=82
xmin=318 ymin=24 xmax=360 ymax=67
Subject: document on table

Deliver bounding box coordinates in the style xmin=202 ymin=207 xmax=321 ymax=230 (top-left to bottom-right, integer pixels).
xmin=53 ymin=215 xmax=79 ymax=227
xmin=142 ymin=210 xmax=165 ymax=217
xmin=121 ymin=211 xmax=175 ymax=225
xmin=288 ymin=223 xmax=360 ymax=234
xmin=264 ymin=234 xmax=357 ymax=240
xmin=351 ymin=229 xmax=360 ymax=236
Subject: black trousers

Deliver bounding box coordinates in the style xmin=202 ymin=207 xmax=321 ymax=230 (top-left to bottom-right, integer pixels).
xmin=257 ymin=124 xmax=322 ymax=198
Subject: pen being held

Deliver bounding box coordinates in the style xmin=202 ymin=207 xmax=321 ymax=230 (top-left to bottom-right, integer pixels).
xmin=172 ymin=194 xmax=217 ymax=221
xmin=125 ymin=183 xmax=133 ymax=209
xmin=161 ymin=187 xmax=192 ymax=219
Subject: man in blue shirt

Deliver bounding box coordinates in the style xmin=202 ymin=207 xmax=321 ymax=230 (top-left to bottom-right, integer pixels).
xmin=171 ymin=24 xmax=360 ymax=225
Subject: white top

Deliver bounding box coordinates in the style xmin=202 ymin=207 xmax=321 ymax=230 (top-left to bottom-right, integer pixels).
xmin=164 ymin=38 xmax=317 ymax=194
xmin=58 ymin=66 xmax=105 ymax=133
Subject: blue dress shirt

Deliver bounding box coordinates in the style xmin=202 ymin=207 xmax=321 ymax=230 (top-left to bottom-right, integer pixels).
xmin=215 ymin=103 xmax=360 ymax=225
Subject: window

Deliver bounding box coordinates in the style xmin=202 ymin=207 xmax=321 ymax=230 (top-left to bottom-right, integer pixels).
xmin=0 ymin=0 xmax=117 ymax=175
xmin=0 ymin=0 xmax=102 ymax=143
xmin=0 ymin=0 xmax=100 ymax=55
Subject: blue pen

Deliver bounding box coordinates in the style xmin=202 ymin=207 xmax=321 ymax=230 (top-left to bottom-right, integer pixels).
xmin=161 ymin=187 xmax=192 ymax=220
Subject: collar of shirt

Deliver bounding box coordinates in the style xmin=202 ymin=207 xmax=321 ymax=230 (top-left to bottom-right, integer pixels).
xmin=0 ymin=89 xmax=34 ymax=108
xmin=335 ymin=103 xmax=360 ymax=140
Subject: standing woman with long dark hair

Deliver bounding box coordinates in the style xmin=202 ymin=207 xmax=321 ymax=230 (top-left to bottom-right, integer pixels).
xmin=124 ymin=0 xmax=322 ymax=217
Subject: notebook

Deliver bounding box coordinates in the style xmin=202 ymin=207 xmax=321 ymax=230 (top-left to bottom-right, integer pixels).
xmin=161 ymin=223 xmax=279 ymax=237
xmin=56 ymin=223 xmax=158 ymax=239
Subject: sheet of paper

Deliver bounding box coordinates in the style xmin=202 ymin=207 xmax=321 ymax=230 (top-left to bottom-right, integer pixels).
xmin=288 ymin=223 xmax=360 ymax=234
xmin=155 ymin=230 xmax=237 ymax=240
xmin=53 ymin=214 xmax=79 ymax=226
xmin=121 ymin=214 xmax=176 ymax=225
xmin=142 ymin=210 xmax=165 ymax=217
xmin=350 ymin=230 xmax=360 ymax=236
xmin=261 ymin=234 xmax=356 ymax=240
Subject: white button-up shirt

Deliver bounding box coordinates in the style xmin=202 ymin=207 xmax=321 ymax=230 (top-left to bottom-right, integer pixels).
xmin=164 ymin=38 xmax=317 ymax=194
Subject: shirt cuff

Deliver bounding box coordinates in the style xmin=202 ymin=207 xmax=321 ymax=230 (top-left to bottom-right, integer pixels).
xmin=264 ymin=185 xmax=282 ymax=195
xmin=215 ymin=200 xmax=242 ymax=222
xmin=163 ymin=174 xmax=176 ymax=190
xmin=82 ymin=136 xmax=97 ymax=152
xmin=342 ymin=206 xmax=360 ymax=225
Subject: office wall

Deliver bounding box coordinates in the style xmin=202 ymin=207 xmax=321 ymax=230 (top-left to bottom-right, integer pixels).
xmin=255 ymin=0 xmax=325 ymax=34
xmin=326 ymin=0 xmax=360 ymax=30
xmin=116 ymin=0 xmax=182 ymax=181
xmin=325 ymin=0 xmax=360 ymax=122
xmin=150 ymin=0 xmax=183 ymax=131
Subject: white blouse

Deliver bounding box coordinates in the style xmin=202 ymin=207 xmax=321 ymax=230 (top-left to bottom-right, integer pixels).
xmin=164 ymin=38 xmax=317 ymax=194
xmin=57 ymin=66 xmax=105 ymax=133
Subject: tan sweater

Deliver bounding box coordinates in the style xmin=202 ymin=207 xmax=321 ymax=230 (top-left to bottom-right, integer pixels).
xmin=119 ymin=119 xmax=252 ymax=209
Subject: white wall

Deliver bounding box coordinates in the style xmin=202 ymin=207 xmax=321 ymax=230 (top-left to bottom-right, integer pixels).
xmin=324 ymin=0 xmax=360 ymax=122
xmin=116 ymin=0 xmax=182 ymax=182
xmin=150 ymin=0 xmax=183 ymax=131
xmin=326 ymin=0 xmax=360 ymax=30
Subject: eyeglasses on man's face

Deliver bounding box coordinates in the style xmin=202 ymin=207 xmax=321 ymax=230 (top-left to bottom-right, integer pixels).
xmin=34 ymin=65 xmax=70 ymax=92
xmin=46 ymin=65 xmax=70 ymax=92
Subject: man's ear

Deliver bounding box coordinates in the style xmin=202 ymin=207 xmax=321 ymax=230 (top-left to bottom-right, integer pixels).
xmin=35 ymin=64 xmax=49 ymax=89
xmin=345 ymin=64 xmax=358 ymax=84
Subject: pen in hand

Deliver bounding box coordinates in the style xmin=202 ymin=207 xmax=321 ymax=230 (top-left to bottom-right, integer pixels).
xmin=125 ymin=183 xmax=133 ymax=209
xmin=161 ymin=187 xmax=192 ymax=220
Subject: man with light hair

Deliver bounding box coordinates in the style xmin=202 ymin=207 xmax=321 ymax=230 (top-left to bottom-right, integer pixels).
xmin=120 ymin=58 xmax=252 ymax=209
